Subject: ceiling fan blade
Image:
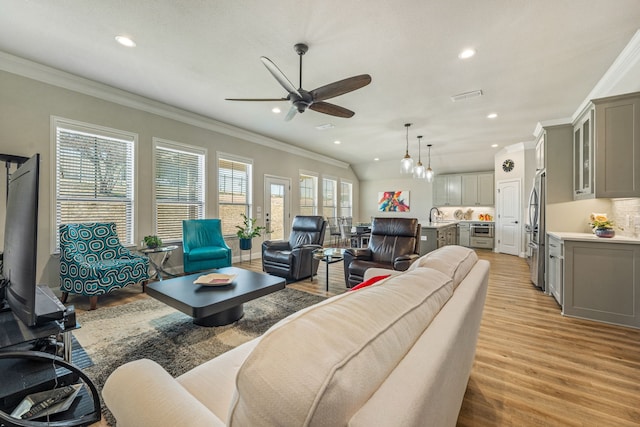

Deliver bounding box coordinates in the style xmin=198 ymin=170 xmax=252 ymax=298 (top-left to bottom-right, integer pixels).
xmin=310 ymin=74 xmax=372 ymax=102
xmin=309 ymin=101 xmax=355 ymax=118
xmin=225 ymin=97 xmax=289 ymax=101
xmin=284 ymin=104 xmax=298 ymax=121
xmin=260 ymin=56 xmax=301 ymax=97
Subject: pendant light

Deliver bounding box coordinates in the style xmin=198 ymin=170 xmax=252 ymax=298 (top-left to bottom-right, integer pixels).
xmin=400 ymin=123 xmax=413 ymax=175
xmin=413 ymin=135 xmax=426 ymax=179
xmin=425 ymin=143 xmax=434 ymax=182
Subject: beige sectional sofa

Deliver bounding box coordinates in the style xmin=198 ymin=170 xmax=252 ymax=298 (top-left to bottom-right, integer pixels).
xmin=103 ymin=246 xmax=489 ymax=427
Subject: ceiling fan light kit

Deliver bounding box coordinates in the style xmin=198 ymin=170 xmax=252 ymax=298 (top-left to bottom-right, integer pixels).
xmin=226 ymin=43 xmax=371 ymax=121
xmin=400 ymin=123 xmax=414 ymax=175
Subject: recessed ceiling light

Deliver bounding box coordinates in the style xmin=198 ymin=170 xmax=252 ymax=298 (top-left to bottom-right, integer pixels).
xmin=115 ymin=36 xmax=136 ymax=47
xmin=272 ymin=107 xmax=281 ymax=114
xmin=458 ymin=48 xmax=476 ymax=59
xmin=374 ymin=157 xmax=379 ymax=161
xmin=487 ymin=113 xmax=498 ymax=119
xmin=333 ymin=140 xmax=341 ymax=145
xmin=491 ymin=144 xmax=499 ymax=148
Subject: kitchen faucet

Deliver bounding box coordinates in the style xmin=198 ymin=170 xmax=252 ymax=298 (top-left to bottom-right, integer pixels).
xmin=429 ymin=207 xmax=442 ymax=223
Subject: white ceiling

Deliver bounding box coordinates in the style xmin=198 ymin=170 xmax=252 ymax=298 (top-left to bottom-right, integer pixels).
xmin=2 ymin=0 xmax=640 ymax=176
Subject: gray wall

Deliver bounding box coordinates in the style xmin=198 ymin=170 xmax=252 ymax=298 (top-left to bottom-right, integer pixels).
xmin=0 ymin=70 xmax=359 ymax=286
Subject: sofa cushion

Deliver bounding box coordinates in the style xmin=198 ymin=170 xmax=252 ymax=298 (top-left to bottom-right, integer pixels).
xmin=188 ymin=246 xmax=231 ymax=261
xmin=350 ymin=274 xmax=391 ymax=291
xmin=228 ymin=267 xmax=453 ymax=426
xmin=409 ymin=245 xmax=478 ymax=289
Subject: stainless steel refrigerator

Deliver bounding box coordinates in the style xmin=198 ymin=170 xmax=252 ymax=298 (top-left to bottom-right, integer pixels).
xmin=527 ymin=170 xmax=545 ymax=291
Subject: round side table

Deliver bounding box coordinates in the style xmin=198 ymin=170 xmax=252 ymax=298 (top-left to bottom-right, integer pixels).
xmin=139 ymin=245 xmax=179 ymax=280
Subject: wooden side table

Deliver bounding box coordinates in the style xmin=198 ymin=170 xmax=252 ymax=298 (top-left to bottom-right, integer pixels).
xmin=139 ymin=245 xmax=179 ymax=280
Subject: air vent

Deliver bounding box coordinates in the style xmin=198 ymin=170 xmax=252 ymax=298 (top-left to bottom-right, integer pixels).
xmin=315 ymin=123 xmax=335 ymax=130
xmin=451 ymin=90 xmax=483 ymax=102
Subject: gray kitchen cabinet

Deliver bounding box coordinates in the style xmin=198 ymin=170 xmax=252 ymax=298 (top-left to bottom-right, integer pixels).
xmin=433 ymin=175 xmax=461 ymax=206
xmin=535 ymin=123 xmax=573 ymax=203
xmin=563 ymin=239 xmax=640 ymax=328
xmin=546 ymin=235 xmax=563 ymax=306
xmin=458 ymin=222 xmax=470 ymax=247
xmin=573 ymin=91 xmax=640 ymax=199
xmin=461 ymin=172 xmax=494 ymax=206
xmin=419 ymin=223 xmax=459 ymax=255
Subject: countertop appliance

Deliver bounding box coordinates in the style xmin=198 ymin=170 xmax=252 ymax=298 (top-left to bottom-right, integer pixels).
xmin=469 ymin=222 xmax=494 ymax=249
xmin=527 ymin=169 xmax=545 ymax=291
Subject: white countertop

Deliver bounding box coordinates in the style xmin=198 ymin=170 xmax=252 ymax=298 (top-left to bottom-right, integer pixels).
xmin=419 ymin=220 xmax=494 ymax=229
xmin=547 ymin=231 xmax=640 ymax=244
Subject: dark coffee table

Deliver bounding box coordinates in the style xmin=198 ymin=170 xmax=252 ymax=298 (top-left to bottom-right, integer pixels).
xmin=145 ymin=266 xmax=285 ymax=326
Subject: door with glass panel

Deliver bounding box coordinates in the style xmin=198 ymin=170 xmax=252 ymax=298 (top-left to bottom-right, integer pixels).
xmin=264 ymin=176 xmax=291 ymax=241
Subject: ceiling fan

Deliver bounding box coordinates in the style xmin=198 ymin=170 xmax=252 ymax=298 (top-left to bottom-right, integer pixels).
xmin=226 ymin=43 xmax=372 ymax=121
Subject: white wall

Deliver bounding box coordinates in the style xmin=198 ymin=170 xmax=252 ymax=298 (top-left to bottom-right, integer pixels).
xmin=359 ymin=177 xmax=433 ymax=224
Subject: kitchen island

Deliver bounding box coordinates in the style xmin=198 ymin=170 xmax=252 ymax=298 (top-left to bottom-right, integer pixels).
xmin=419 ymin=221 xmax=459 ymax=255
xmin=547 ymin=231 xmax=640 ymax=329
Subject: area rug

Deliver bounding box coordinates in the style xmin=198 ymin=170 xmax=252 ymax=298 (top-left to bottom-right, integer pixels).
xmin=74 ymin=287 xmax=326 ymax=425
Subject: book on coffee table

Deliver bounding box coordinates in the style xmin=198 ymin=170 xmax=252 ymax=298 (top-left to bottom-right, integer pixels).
xmin=194 ymin=273 xmax=237 ymax=286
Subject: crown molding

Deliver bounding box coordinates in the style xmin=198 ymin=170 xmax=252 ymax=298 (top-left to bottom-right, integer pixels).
xmin=532 ymin=117 xmax=572 ymax=138
xmin=0 ymin=51 xmax=349 ymax=169
xmin=572 ymin=29 xmax=640 ymax=122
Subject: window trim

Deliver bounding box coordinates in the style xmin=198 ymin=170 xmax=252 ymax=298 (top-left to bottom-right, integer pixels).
xmin=299 ymin=170 xmax=319 ymax=216
xmin=50 ymin=116 xmax=139 ymax=253
xmin=216 ymin=151 xmax=254 ymax=237
xmin=152 ymin=138 xmax=207 ymax=242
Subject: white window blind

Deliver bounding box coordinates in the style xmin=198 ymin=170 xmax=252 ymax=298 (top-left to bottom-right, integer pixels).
xmin=299 ymin=173 xmax=317 ymax=215
xmin=340 ymin=181 xmax=353 ymax=218
xmin=218 ymin=156 xmax=252 ymax=236
xmin=55 ymin=122 xmax=135 ymax=250
xmin=154 ymin=141 xmax=205 ymax=241
xmin=322 ymin=178 xmax=337 ymax=219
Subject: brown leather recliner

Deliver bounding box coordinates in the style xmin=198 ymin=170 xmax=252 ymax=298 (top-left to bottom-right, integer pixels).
xmin=262 ymin=216 xmax=327 ymax=282
xmin=343 ymin=217 xmax=421 ymax=287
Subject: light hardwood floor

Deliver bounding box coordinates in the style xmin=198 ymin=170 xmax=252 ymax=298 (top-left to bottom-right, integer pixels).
xmin=84 ymin=250 xmax=640 ymax=426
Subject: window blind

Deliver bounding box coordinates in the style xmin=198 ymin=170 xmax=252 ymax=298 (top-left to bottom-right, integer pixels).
xmin=155 ymin=143 xmax=205 ymax=240
xmin=219 ymin=157 xmax=251 ymax=235
xmin=299 ymin=174 xmax=317 ymax=215
xmin=322 ymin=178 xmax=337 ymax=219
xmin=55 ymin=125 xmax=135 ymax=250
xmin=340 ymin=181 xmax=353 ymax=217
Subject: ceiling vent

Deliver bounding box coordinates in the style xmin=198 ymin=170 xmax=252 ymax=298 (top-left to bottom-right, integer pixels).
xmin=451 ymin=90 xmax=483 ymax=102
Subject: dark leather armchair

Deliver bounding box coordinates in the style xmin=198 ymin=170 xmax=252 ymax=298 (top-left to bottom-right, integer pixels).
xmin=343 ymin=217 xmax=421 ymax=287
xmin=262 ymin=216 xmax=327 ymax=282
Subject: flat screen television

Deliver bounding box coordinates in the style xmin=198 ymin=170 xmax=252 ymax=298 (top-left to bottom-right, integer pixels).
xmin=2 ymin=153 xmax=64 ymax=327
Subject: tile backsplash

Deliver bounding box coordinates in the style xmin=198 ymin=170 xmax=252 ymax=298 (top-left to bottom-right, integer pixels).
xmin=611 ymin=198 xmax=640 ymax=237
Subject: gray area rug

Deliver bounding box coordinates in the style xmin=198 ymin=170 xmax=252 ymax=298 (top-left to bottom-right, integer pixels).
xmin=74 ymin=287 xmax=326 ymax=425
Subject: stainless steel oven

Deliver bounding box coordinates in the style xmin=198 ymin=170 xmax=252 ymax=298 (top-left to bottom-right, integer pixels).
xmin=470 ymin=222 xmax=494 ymax=249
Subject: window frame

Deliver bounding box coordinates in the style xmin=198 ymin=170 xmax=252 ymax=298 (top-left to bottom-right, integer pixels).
xmin=217 ymin=152 xmax=254 ymax=237
xmin=51 ymin=116 xmax=138 ymax=253
xmin=153 ymin=138 xmax=206 ymax=243
xmin=340 ymin=179 xmax=353 ymax=218
xmin=321 ymin=176 xmax=338 ymax=219
xmin=299 ymin=170 xmax=318 ymax=216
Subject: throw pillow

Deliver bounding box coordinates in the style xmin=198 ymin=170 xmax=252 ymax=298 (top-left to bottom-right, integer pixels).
xmin=350 ymin=274 xmax=391 ymax=291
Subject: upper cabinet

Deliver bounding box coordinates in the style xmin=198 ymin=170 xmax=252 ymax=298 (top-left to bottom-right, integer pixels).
xmin=461 ymin=173 xmax=494 ymax=206
xmin=435 ymin=172 xmax=493 ymax=207
xmin=535 ymin=123 xmax=573 ymax=203
xmin=573 ymin=91 xmax=640 ymax=199
xmin=434 ymin=174 xmax=462 ymax=206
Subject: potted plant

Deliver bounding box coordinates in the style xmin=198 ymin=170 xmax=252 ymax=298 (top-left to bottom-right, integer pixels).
xmin=589 ymin=215 xmax=616 ymax=238
xmin=143 ymin=235 xmax=163 ymax=249
xmin=235 ymin=213 xmax=265 ymax=250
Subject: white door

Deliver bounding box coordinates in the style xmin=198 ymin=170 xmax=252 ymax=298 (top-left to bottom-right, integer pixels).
xmin=264 ymin=175 xmax=291 ymax=241
xmin=497 ymin=179 xmax=521 ymax=256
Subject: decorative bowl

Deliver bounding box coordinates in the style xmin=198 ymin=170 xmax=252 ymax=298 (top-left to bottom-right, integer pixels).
xmin=594 ymin=228 xmax=615 ymax=238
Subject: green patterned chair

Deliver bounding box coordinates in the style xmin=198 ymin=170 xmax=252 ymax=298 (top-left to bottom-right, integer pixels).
xmin=59 ymin=222 xmax=149 ymax=310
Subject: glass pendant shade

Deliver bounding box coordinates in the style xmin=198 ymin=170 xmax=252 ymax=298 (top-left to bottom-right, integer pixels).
xmin=413 ymin=135 xmax=426 ymax=179
xmin=425 ymin=167 xmax=434 ymax=182
xmin=400 ymin=123 xmax=413 ymax=175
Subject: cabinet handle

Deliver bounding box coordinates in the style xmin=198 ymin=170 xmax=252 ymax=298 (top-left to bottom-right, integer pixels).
xmin=550 ymin=244 xmax=557 ymax=247
xmin=576 ymin=190 xmax=584 ymax=194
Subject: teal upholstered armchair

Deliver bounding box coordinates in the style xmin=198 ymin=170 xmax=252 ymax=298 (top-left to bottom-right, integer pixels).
xmin=182 ymin=219 xmax=232 ymax=274
xmin=59 ymin=222 xmax=149 ymax=310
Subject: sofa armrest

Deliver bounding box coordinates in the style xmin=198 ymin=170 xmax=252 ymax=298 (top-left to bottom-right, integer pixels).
xmin=344 ymin=248 xmax=372 ymax=260
xmin=393 ymin=253 xmax=420 ymax=271
xmin=103 ymin=359 xmax=225 ymax=427
xmin=262 ymin=240 xmax=290 ymax=251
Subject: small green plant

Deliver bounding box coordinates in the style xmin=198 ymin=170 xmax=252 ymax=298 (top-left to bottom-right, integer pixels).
xmin=235 ymin=213 xmax=265 ymax=239
xmin=143 ymin=235 xmax=163 ymax=248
